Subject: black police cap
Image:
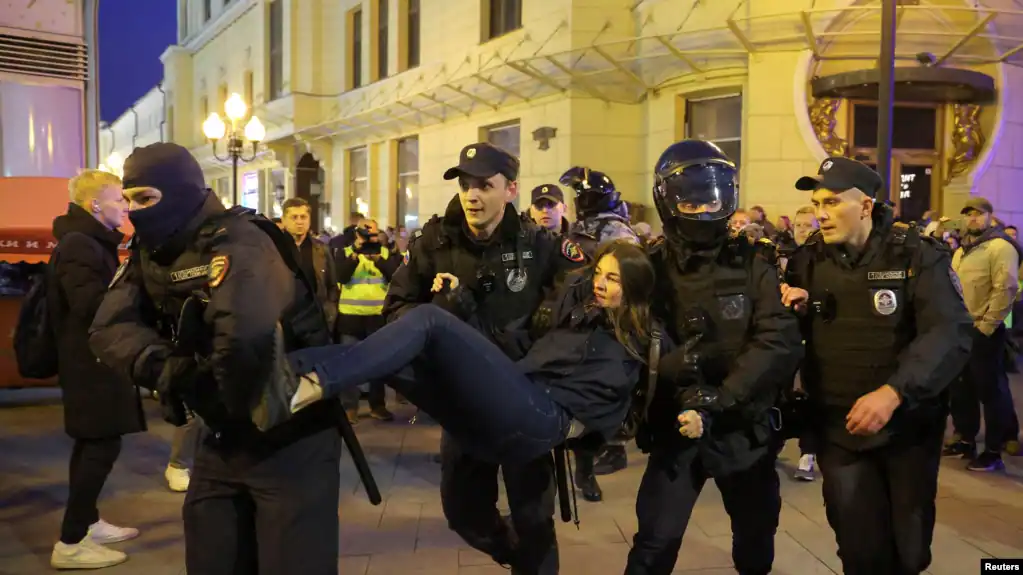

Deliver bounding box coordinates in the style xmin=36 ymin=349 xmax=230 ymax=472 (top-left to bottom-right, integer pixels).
xmin=443 ymin=143 xmax=519 ymax=182
xmin=795 ymin=157 xmax=883 ymax=198
xmin=530 ymin=184 xmax=564 ymax=205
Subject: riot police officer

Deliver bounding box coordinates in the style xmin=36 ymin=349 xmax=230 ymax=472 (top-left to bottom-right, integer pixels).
xmin=625 ymin=140 xmax=803 ymax=575
xmin=559 ymin=166 xmax=641 ymax=497
xmin=781 ymin=157 xmax=973 ymax=575
xmin=89 ymin=143 xmax=344 ymax=575
xmin=385 ymin=142 xmax=585 ymax=574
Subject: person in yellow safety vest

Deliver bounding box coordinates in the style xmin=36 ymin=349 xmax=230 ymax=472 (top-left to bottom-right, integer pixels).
xmin=335 ymin=218 xmax=402 ymax=423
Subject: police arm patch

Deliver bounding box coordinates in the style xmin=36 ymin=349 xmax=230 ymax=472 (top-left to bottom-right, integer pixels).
xmin=561 ymin=238 xmax=585 ymax=263
xmin=208 ymin=255 xmax=231 ymax=288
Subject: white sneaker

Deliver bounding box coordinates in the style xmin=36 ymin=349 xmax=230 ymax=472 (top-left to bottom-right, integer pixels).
xmin=165 ymin=466 xmax=190 ymax=493
xmin=51 ymin=538 xmax=127 ymax=569
xmin=794 ymin=453 xmax=816 ymax=481
xmin=88 ymin=519 xmax=139 ymax=545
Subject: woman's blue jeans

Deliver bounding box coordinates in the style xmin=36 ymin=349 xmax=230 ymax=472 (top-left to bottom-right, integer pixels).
xmin=288 ymin=304 xmax=570 ymax=464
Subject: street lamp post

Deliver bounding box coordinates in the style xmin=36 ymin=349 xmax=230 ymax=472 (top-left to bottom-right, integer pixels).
xmin=202 ymin=93 xmax=265 ymax=206
xmin=875 ymin=0 xmax=897 ymax=203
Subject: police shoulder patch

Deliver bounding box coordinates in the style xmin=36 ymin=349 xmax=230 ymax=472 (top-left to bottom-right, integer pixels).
xmin=561 ymin=238 xmax=586 ymax=263
xmin=109 ymin=257 xmax=130 ymax=289
xmin=208 ymin=255 xmax=231 ymax=288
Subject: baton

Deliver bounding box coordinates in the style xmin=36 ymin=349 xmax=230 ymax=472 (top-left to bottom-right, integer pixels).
xmin=552 ymin=446 xmax=575 ymax=525
xmin=337 ymin=413 xmax=382 ymax=505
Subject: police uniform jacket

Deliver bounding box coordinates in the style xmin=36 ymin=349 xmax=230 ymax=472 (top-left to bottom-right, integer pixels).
xmin=89 ymin=194 xmax=339 ymax=446
xmin=383 ymin=194 xmax=586 ymax=359
xmin=644 ymin=235 xmax=804 ymax=476
xmin=785 ymin=205 xmax=973 ymax=451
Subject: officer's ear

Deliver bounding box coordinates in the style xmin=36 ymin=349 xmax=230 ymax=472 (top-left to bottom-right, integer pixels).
xmin=505 ymin=178 xmax=519 ymax=203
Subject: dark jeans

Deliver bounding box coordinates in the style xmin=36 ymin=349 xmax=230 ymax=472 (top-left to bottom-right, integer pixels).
xmin=184 ymin=427 xmax=342 ymax=575
xmin=289 ymin=305 xmax=571 ymax=464
xmin=60 ymin=437 xmax=122 ymax=544
xmin=336 ymin=314 xmax=387 ymax=411
xmin=949 ymin=325 xmax=1020 ymax=450
xmin=440 ymin=431 xmax=558 ymax=574
xmin=625 ymin=449 xmax=780 ymax=575
xmin=817 ymin=431 xmax=943 ymax=575
xmin=798 ymin=433 xmax=817 ymax=455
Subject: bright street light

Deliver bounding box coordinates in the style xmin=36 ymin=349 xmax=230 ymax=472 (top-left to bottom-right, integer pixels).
xmin=202 ymin=93 xmax=262 ymax=206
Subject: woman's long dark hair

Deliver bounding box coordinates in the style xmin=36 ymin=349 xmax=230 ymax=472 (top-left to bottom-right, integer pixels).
xmin=590 ymin=240 xmax=656 ymax=361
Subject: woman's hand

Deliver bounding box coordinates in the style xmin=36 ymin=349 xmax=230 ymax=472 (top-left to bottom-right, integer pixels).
xmin=432 ymin=273 xmax=459 ymax=293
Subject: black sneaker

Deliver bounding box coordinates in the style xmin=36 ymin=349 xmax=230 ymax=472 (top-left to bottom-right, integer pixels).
xmin=967 ymin=451 xmax=1005 ymax=472
xmin=942 ymin=440 xmax=976 ymax=459
xmin=593 ymin=444 xmax=628 ymax=476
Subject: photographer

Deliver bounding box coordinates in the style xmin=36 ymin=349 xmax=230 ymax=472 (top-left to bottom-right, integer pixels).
xmin=335 ymin=218 xmax=402 ymax=422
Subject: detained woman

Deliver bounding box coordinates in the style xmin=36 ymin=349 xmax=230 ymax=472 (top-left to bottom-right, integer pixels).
xmin=282 ymin=241 xmax=658 ymax=465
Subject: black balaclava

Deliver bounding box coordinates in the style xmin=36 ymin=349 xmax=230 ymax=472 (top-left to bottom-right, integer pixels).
xmin=668 ymin=218 xmax=730 ymax=249
xmin=123 ymin=143 xmax=211 ymax=248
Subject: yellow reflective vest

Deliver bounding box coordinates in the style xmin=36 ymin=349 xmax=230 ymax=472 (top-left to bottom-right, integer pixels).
xmin=338 ymin=246 xmax=390 ymax=316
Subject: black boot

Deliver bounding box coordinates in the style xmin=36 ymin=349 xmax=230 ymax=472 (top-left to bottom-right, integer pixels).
xmin=593 ymin=444 xmax=627 ymax=476
xmin=574 ymin=452 xmax=603 ymax=502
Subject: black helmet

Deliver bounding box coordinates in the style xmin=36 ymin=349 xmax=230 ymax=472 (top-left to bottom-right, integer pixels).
xmin=559 ymin=166 xmax=623 ymax=219
xmin=653 ymin=140 xmax=738 ymax=225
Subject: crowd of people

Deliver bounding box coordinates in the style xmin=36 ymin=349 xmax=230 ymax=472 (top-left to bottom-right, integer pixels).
xmin=32 ymin=138 xmax=1021 ymax=575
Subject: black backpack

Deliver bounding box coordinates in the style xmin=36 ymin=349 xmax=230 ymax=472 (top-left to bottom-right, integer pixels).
xmin=13 ymin=256 xmax=59 ymax=379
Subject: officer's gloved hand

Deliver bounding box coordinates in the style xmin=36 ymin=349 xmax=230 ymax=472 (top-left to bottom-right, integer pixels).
xmin=678 ymin=385 xmax=736 ymax=414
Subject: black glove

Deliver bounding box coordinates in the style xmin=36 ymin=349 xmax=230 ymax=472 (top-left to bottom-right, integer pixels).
xmin=431 ymin=283 xmax=478 ymax=320
xmin=678 ymin=385 xmax=736 ymax=414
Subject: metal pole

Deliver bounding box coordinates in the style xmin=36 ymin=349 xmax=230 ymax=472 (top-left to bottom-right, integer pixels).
xmin=875 ymin=0 xmax=897 ymax=203
xmin=232 ymin=151 xmax=239 ymax=206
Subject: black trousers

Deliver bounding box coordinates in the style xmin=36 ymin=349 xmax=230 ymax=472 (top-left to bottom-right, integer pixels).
xmin=60 ymin=436 xmax=122 ymax=544
xmin=183 ymin=427 xmax=343 ymax=575
xmin=336 ymin=314 xmax=387 ymax=411
xmin=949 ymin=325 xmax=1019 ymax=450
xmin=439 ymin=431 xmax=558 ymax=574
xmin=625 ymin=448 xmax=780 ymax=575
xmin=817 ymin=432 xmax=942 ymax=575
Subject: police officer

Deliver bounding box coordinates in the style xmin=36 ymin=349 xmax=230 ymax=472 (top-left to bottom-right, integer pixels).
xmin=89 ymin=143 xmax=344 ymax=575
xmin=558 ymin=166 xmax=641 ymax=498
xmin=626 ymin=140 xmax=803 ymax=575
xmin=781 ymin=157 xmax=973 ymax=575
xmin=525 ymin=183 xmax=571 ymax=234
xmin=385 ymin=142 xmax=584 ymax=575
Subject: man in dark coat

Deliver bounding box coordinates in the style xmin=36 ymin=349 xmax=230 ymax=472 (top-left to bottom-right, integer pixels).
xmin=49 ymin=169 xmax=146 ymax=570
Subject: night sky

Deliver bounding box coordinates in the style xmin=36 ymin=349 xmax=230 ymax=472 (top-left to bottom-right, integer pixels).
xmin=98 ymin=0 xmax=177 ymax=123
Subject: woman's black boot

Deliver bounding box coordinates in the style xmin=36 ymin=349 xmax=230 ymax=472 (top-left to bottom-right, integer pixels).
xmin=573 ymin=451 xmax=603 ymax=502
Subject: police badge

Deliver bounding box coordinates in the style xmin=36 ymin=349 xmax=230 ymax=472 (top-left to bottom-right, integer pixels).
xmin=506 ymin=268 xmax=528 ymax=293
xmin=873 ymin=289 xmax=898 ymax=316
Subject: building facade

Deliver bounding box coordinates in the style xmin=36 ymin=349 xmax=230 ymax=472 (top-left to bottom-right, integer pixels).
xmin=100 ymin=0 xmax=1023 ymax=233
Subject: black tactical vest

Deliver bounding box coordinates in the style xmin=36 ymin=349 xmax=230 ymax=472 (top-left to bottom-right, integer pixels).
xmin=796 ymin=225 xmax=918 ymax=410
xmin=136 ymin=207 xmax=330 ymax=356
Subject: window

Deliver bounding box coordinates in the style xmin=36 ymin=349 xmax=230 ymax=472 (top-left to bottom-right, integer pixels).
xmin=484 ymin=121 xmax=521 ymax=158
xmin=348 ymin=147 xmax=370 ymax=216
xmin=350 ymin=8 xmax=364 ymax=89
xmin=397 ymin=137 xmax=419 ymax=229
xmin=166 ymin=105 xmax=174 ymax=141
xmin=244 ymin=70 xmax=254 ymax=107
xmin=685 ymin=94 xmax=742 ymax=169
xmin=217 ymin=83 xmax=228 ymax=115
xmin=268 ymin=0 xmax=284 ymax=100
xmin=178 ymin=0 xmax=189 ymax=41
xmin=852 ymin=104 xmax=938 ymax=150
xmin=376 ymin=0 xmax=389 ymax=81
xmin=203 ymin=0 xmax=212 ymax=22
xmin=486 ymin=0 xmax=522 ymax=41
xmin=270 ymin=169 xmax=287 ymax=219
xmin=406 ymin=0 xmax=420 ymax=69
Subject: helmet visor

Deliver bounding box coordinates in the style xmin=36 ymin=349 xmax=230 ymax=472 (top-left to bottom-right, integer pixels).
xmin=655 ymin=161 xmax=738 ymax=221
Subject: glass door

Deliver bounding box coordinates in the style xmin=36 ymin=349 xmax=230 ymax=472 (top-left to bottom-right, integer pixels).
xmin=894 ymin=160 xmax=935 ymax=224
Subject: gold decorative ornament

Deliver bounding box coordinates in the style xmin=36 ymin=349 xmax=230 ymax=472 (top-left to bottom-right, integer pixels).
xmin=946 ymin=103 xmax=984 ymax=185
xmin=808 ymin=98 xmax=848 ymax=157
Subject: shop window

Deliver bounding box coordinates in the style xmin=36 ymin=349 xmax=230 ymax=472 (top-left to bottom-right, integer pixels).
xmin=348 ymin=146 xmax=370 ymax=216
